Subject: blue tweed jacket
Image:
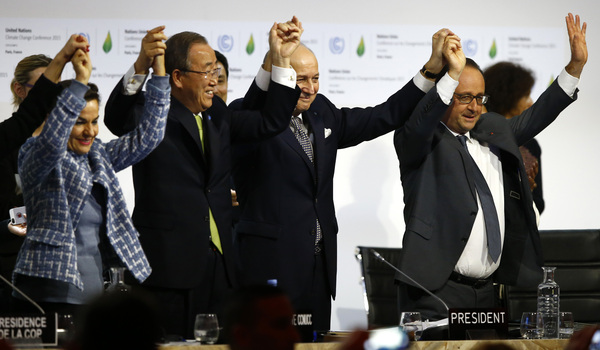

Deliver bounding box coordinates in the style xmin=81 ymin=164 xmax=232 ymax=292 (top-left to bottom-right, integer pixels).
xmin=14 ymin=77 xmax=170 ymax=290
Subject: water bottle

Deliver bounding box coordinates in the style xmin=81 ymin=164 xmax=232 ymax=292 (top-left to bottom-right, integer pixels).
xmin=537 ymin=266 xmax=559 ymax=338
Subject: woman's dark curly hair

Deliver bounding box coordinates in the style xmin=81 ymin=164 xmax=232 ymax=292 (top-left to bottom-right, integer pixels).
xmin=483 ymin=61 xmax=535 ymax=117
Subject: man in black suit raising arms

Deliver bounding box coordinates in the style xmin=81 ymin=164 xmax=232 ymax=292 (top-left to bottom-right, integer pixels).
xmin=104 ymin=21 xmax=302 ymax=338
xmin=393 ymin=13 xmax=587 ymax=320
xmin=232 ymin=21 xmax=458 ymax=330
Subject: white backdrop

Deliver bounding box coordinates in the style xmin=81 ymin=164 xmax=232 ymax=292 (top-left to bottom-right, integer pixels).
xmin=2 ymin=0 xmax=599 ymax=331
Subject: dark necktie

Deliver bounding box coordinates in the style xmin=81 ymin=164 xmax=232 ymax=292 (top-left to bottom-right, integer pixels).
xmin=195 ymin=114 xmax=222 ymax=254
xmin=457 ymin=135 xmax=502 ymax=262
xmin=291 ymin=117 xmax=322 ymax=253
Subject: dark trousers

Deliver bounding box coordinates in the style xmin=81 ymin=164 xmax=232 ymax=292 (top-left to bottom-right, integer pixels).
xmin=287 ymin=251 xmax=332 ymax=336
xmin=311 ymin=252 xmax=332 ymax=332
xmin=139 ymin=246 xmax=232 ymax=340
xmin=397 ymin=276 xmax=496 ymax=321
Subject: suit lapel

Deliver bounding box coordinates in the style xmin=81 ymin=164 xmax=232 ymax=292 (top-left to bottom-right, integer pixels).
xmin=440 ymin=125 xmax=477 ymax=200
xmin=471 ymin=114 xmax=520 ymax=158
xmin=306 ymin=110 xmax=324 ymax=184
xmin=170 ymin=98 xmax=206 ymax=167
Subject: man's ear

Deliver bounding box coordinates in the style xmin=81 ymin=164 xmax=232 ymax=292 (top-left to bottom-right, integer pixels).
xmin=171 ymin=69 xmax=184 ymax=89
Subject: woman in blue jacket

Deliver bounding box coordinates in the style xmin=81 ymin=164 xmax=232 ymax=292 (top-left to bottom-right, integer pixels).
xmin=12 ymin=32 xmax=170 ymax=316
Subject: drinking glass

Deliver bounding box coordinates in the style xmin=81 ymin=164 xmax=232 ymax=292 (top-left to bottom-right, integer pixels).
xmin=399 ymin=312 xmax=423 ymax=341
xmin=194 ymin=314 xmax=219 ymax=344
xmin=559 ymin=312 xmax=574 ymax=339
xmin=520 ymin=312 xmax=540 ymax=339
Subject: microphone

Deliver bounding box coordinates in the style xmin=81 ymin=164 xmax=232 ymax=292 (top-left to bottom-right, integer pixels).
xmin=371 ymin=249 xmax=449 ymax=312
xmin=0 ymin=273 xmax=45 ymax=314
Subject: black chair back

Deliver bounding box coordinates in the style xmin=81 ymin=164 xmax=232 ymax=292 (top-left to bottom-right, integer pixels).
xmin=355 ymin=246 xmax=403 ymax=328
xmin=505 ymin=229 xmax=600 ymax=323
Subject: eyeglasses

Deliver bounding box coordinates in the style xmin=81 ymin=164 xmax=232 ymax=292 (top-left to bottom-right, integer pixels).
xmin=454 ymin=93 xmax=489 ymax=105
xmin=181 ymin=67 xmax=222 ymax=80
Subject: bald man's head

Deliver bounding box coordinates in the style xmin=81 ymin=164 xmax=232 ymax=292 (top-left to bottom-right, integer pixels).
xmin=290 ymin=45 xmax=319 ymax=116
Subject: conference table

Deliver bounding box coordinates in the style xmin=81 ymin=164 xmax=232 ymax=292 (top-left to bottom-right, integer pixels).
xmin=16 ymin=338 xmax=569 ymax=349
xmin=159 ymin=338 xmax=569 ymax=350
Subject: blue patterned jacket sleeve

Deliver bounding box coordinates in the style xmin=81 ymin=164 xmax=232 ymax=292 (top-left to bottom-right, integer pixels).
xmin=105 ymin=75 xmax=171 ymax=172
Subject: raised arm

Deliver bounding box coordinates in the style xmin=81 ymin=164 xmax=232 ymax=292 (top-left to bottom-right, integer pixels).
xmin=105 ymin=26 xmax=167 ymax=136
xmin=509 ymin=13 xmax=586 ymax=143
xmin=104 ymin=27 xmax=170 ymax=171
xmin=0 ymin=35 xmax=89 ymax=158
xmin=564 ymin=13 xmax=587 ymax=78
xmin=72 ymin=48 xmax=92 ymax=85
xmin=444 ymin=34 xmax=466 ymax=81
xmin=44 ymin=34 xmax=89 ymax=83
xmin=270 ymin=16 xmax=303 ymax=69
xmin=134 ymin=26 xmax=168 ymax=75
xmin=420 ymin=28 xmax=454 ymax=81
xmin=394 ymin=35 xmax=465 ymax=168
xmin=229 ymin=18 xmax=301 ymax=141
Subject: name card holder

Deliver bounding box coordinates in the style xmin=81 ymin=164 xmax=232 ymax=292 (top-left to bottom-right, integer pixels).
xmin=0 ymin=313 xmax=57 ymax=347
xmin=448 ymin=308 xmax=508 ymax=340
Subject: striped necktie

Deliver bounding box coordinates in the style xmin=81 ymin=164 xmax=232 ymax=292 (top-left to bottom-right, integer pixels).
xmin=290 ymin=116 xmax=322 ymax=253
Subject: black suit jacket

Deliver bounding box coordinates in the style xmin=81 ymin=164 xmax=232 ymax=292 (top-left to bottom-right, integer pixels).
xmin=1 ymin=75 xmax=61 ymax=281
xmin=231 ymin=79 xmax=425 ymax=301
xmin=104 ymin=79 xmax=300 ymax=289
xmin=393 ymin=80 xmax=576 ymax=291
xmin=0 ymin=75 xmax=62 ymax=159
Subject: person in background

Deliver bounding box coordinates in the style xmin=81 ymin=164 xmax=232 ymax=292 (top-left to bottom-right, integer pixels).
xmin=1 ymin=37 xmax=90 ymax=312
xmin=66 ymin=290 xmax=162 ymax=350
xmin=1 ymin=54 xmax=50 ymax=311
xmin=214 ymin=50 xmax=229 ymax=103
xmin=484 ymin=62 xmax=545 ymax=213
xmin=224 ymin=285 xmax=299 ymax=350
xmin=212 ymin=50 xmax=241 ymax=214
xmin=12 ymin=32 xmax=170 ymax=316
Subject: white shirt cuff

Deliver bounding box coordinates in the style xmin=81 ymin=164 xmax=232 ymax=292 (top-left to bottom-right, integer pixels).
xmin=413 ymin=72 xmax=435 ymax=93
xmin=122 ymin=65 xmax=148 ymax=96
xmin=271 ymin=65 xmax=297 ymax=89
xmin=255 ymin=66 xmax=271 ymax=92
xmin=436 ymin=72 xmax=459 ymax=105
xmin=557 ymin=68 xmax=579 ymax=99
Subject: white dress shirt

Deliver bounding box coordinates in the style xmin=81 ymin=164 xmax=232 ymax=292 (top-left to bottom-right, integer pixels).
xmin=436 ymin=69 xmax=579 ymax=278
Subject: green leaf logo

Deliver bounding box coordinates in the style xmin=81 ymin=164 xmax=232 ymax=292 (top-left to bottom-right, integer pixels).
xmin=356 ymin=36 xmax=365 ymax=57
xmin=489 ymin=39 xmax=497 ymax=59
xmin=103 ymin=31 xmax=112 ymax=54
xmin=246 ymin=34 xmax=255 ymax=55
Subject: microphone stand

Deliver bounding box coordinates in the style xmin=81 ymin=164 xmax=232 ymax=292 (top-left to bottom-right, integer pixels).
xmin=371 ymin=249 xmax=449 ymax=312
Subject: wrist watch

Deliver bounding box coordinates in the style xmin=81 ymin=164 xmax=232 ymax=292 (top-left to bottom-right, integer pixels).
xmin=420 ymin=66 xmax=439 ymax=80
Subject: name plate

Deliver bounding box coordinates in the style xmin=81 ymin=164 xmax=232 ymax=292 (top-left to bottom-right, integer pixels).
xmin=0 ymin=313 xmax=57 ymax=346
xmin=448 ymin=308 xmax=508 ymax=340
xmin=292 ymin=312 xmax=313 ymax=342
